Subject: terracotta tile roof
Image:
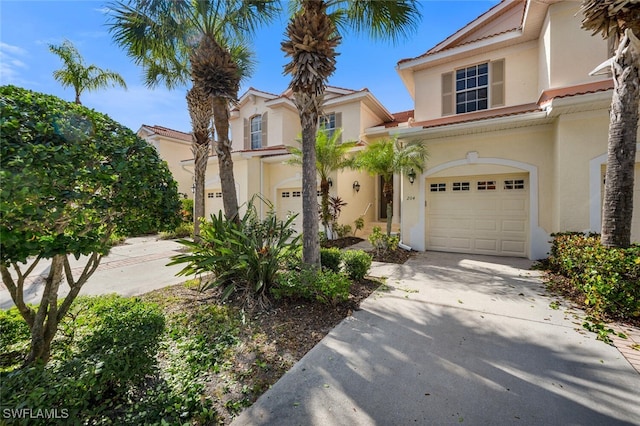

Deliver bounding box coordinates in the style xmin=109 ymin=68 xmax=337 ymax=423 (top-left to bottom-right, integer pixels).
xmin=398 ymin=1 xmax=522 ymax=65
xmin=142 ymin=124 xmax=192 ymax=142
xmin=537 ymin=79 xmax=613 ymax=106
xmin=376 ymin=110 xmax=415 ymax=128
xmin=412 ymin=103 xmax=541 ymax=129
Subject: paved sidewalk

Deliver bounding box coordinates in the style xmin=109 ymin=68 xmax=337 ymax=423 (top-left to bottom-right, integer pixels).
xmin=0 ymin=236 xmax=187 ymax=309
xmin=233 ymin=251 xmax=640 ymax=426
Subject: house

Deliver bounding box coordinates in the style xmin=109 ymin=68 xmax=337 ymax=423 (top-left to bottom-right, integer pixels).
xmin=139 ymin=0 xmax=639 ymax=260
xmin=141 ymin=86 xmax=398 ymax=234
xmin=366 ymin=0 xmax=639 ymax=259
xmin=137 ymin=125 xmax=194 ymax=198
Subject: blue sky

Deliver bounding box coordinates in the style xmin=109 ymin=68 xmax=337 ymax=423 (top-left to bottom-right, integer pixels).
xmin=1 ymin=0 xmax=499 ymax=133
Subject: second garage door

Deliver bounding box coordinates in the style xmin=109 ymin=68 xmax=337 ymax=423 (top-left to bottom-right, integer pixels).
xmin=426 ymin=173 xmax=529 ymax=257
xmin=276 ymin=188 xmax=303 ymax=234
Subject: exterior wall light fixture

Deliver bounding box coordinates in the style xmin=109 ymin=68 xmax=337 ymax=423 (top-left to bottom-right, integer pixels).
xmin=408 ymin=168 xmax=416 ymax=185
xmin=353 ymin=181 xmax=361 ymax=193
xmin=327 ymin=177 xmax=333 ymax=187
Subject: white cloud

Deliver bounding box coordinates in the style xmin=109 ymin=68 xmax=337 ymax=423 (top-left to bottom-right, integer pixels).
xmin=0 ymin=42 xmax=29 ymax=85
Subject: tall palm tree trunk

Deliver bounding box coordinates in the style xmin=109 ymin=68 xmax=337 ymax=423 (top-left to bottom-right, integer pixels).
xmin=299 ymin=98 xmax=321 ymax=266
xmin=601 ymin=28 xmax=640 ymax=248
xmin=383 ymin=179 xmax=394 ymax=236
xmin=212 ymin=97 xmax=240 ymax=223
xmin=187 ymin=86 xmax=213 ymax=240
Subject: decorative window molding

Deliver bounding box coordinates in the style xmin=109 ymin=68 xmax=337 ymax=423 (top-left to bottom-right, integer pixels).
xmin=250 ymin=115 xmax=262 ymax=149
xmin=243 ymin=112 xmax=268 ymax=150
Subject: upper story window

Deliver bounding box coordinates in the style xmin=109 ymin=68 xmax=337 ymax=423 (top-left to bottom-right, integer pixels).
xmin=250 ymin=115 xmax=262 ymax=149
xmin=319 ymin=112 xmax=342 ymax=142
xmin=442 ymin=59 xmax=504 ymax=116
xmin=456 ymin=63 xmax=488 ymax=114
xmin=243 ymin=112 xmax=268 ymax=150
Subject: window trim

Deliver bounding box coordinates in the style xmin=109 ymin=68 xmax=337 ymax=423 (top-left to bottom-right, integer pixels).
xmin=250 ymin=115 xmax=262 ymax=150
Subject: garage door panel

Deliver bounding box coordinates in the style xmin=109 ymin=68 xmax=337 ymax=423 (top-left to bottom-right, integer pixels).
xmin=426 ymin=173 xmax=528 ymax=257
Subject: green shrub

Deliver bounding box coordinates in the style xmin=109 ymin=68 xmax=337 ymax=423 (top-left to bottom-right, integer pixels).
xmin=321 ymin=247 xmax=342 ymax=272
xmin=353 ymin=216 xmax=365 ymax=236
xmin=547 ymin=233 xmax=640 ymax=320
xmin=342 ymin=250 xmax=372 ymax=280
xmin=0 ymin=308 xmax=30 ymax=350
xmin=170 ymin=196 xmax=301 ymax=306
xmin=274 ymin=268 xmax=351 ymax=304
xmin=368 ymin=226 xmax=399 ymax=256
xmin=181 ymin=198 xmax=194 ymax=223
xmin=333 ymin=223 xmax=352 ymax=238
xmin=159 ymin=221 xmax=194 ymax=239
xmin=0 ymin=295 xmax=165 ymax=423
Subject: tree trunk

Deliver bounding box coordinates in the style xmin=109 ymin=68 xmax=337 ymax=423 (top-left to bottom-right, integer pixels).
xmin=25 ymin=254 xmax=64 ymax=365
xmin=212 ymin=97 xmax=240 ymax=224
xmin=601 ymin=29 xmax=640 ymax=248
xmin=186 ymin=86 xmax=213 ymax=241
xmin=300 ymin=106 xmax=321 ymax=267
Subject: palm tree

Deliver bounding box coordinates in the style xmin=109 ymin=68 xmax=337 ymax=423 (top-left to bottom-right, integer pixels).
xmin=109 ymin=0 xmax=278 ymax=236
xmin=353 ymin=137 xmax=427 ymax=236
xmin=49 ymin=40 xmax=127 ymax=105
xmin=282 ymin=0 xmax=421 ymax=267
xmin=288 ymin=127 xmax=357 ymax=237
xmin=580 ymin=0 xmax=640 ymax=248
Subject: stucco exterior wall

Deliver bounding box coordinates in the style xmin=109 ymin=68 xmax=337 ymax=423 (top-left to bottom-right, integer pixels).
xmin=413 ymin=40 xmax=539 ymax=122
xmin=544 ymin=2 xmax=608 ymax=90
xmin=154 ymin=136 xmax=193 ymax=198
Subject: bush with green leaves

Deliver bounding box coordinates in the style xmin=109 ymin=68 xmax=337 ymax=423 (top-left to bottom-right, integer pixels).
xmin=342 ymin=250 xmax=372 ymax=280
xmin=353 ymin=216 xmax=365 ymax=236
xmin=368 ymin=226 xmax=400 ymax=256
xmin=333 ymin=223 xmax=352 ymax=238
xmin=0 ymin=295 xmax=166 ymax=423
xmin=274 ymin=268 xmax=352 ymax=304
xmin=0 ymin=85 xmax=181 ymax=365
xmin=547 ymin=233 xmax=640 ymax=320
xmin=170 ymin=196 xmax=301 ymax=307
xmin=321 ymin=247 xmax=342 ymax=272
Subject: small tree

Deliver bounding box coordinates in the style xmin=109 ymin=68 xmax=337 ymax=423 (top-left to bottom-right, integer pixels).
xmin=288 ymin=128 xmax=356 ymax=238
xmin=49 ymin=40 xmax=127 ymax=105
xmin=0 ymin=86 xmax=181 ymax=366
xmin=353 ymin=137 xmax=427 ymax=236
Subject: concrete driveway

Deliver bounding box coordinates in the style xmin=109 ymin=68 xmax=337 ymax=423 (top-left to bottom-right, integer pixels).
xmin=0 ymin=236 xmax=187 ymax=309
xmin=233 ymin=251 xmax=640 ymax=425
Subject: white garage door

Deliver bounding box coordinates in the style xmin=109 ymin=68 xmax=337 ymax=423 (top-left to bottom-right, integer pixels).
xmin=277 ymin=188 xmax=303 ymax=234
xmin=207 ymin=190 xmax=224 ymax=219
xmin=426 ymin=173 xmax=529 ymax=257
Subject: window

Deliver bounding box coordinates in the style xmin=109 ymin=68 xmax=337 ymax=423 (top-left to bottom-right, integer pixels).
xmin=207 ymin=192 xmax=215 ymax=198
xmin=215 ymin=192 xmax=222 ymax=198
xmin=504 ymin=179 xmax=525 ymax=190
xmin=292 ymin=191 xmax=301 ymax=197
xmin=452 ymin=182 xmax=470 ymax=191
xmin=430 ymin=183 xmax=446 ymax=192
xmin=441 ymin=59 xmax=504 ymax=116
xmin=250 ymin=115 xmax=262 ymax=149
xmin=456 ymin=63 xmax=488 ymax=114
xmin=319 ymin=112 xmax=342 ymax=141
xmin=477 ymin=181 xmax=496 ymax=191
xmin=281 ymin=191 xmax=290 ymax=198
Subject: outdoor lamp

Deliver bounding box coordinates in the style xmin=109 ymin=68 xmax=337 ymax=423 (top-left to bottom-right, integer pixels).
xmin=353 ymin=181 xmax=361 ymax=193
xmin=191 ymin=183 xmax=196 ymax=193
xmin=327 ymin=177 xmax=333 ymax=187
xmin=408 ymin=169 xmax=416 ymax=185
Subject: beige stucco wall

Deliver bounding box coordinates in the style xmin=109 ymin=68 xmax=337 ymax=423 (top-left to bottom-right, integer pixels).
xmin=542 ymin=2 xmax=608 ymax=91
xmin=153 ymin=136 xmax=193 ymax=198
xmin=412 ymin=40 xmax=539 ymax=122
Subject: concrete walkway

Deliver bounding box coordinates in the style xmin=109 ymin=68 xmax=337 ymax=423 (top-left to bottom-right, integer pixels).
xmin=233 ymin=251 xmax=640 ymax=425
xmin=0 ymin=236 xmax=186 ymax=309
